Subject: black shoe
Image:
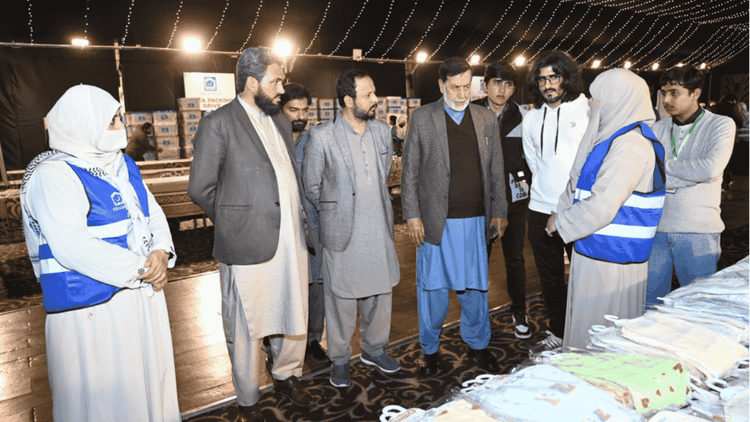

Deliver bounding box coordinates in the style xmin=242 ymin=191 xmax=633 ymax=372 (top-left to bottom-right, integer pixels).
xmin=272 ymin=375 xmax=319 ymax=407
xmin=419 ymin=351 xmax=440 ymax=377
xmin=467 ymin=347 xmax=500 ymax=373
xmin=238 ymin=403 xmax=264 ymax=422
xmin=306 ymin=340 xmax=331 ymax=364
xmin=512 ymin=310 xmax=533 ymax=340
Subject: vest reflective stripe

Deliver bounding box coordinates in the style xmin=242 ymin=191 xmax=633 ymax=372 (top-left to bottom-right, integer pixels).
xmin=38 ymin=157 xmax=148 ymax=312
xmin=573 ymin=122 xmax=665 ymax=264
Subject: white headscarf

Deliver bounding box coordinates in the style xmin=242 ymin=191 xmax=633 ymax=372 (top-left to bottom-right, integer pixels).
xmin=46 ymin=85 xmax=126 ymax=172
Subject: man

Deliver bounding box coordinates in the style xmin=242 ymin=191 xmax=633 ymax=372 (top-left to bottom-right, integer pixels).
xmin=402 ymin=57 xmax=507 ymax=376
xmin=188 ymin=47 xmax=317 ymax=422
xmin=304 ymin=69 xmax=401 ymax=388
xmin=21 ymin=85 xmax=179 ymax=421
xmin=521 ymin=50 xmax=590 ymax=353
xmin=472 ymin=61 xmax=533 ymax=340
xmin=126 ymin=122 xmax=161 ymax=161
xmin=549 ymin=69 xmax=666 ymax=349
xmin=646 ymin=66 xmax=735 ymax=307
xmin=279 ymin=83 xmax=329 ymax=364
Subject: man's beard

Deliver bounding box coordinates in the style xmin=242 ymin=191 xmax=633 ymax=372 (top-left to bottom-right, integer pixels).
xmin=353 ymin=104 xmax=376 ymax=121
xmin=543 ymin=88 xmax=564 ymax=105
xmin=442 ymin=92 xmax=469 ymax=112
xmin=255 ymin=90 xmax=281 ymax=116
xmin=291 ymin=119 xmax=307 ymax=132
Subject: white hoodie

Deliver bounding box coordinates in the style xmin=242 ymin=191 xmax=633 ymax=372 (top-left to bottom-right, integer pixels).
xmin=522 ymin=93 xmax=590 ymax=214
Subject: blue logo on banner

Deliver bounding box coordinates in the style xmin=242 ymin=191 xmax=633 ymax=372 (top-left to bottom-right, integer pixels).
xmin=204 ymin=77 xmax=217 ymax=91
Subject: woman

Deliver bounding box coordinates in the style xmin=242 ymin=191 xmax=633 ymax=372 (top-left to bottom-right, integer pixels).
xmin=547 ymin=69 xmax=666 ymax=350
xmin=20 ymin=85 xmax=180 ymax=421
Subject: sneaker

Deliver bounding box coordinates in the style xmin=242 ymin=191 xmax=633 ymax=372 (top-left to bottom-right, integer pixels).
xmin=360 ymin=351 xmax=401 ymax=373
xmin=329 ymin=363 xmax=351 ymax=388
xmin=529 ymin=330 xmax=562 ymax=355
xmin=512 ymin=311 xmax=532 ymax=339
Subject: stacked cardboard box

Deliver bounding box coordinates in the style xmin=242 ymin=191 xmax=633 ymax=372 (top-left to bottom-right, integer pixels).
xmin=306 ymin=97 xmax=319 ymax=130
xmin=318 ymin=98 xmax=336 ymax=124
xmin=177 ymin=98 xmax=201 ymax=158
xmin=152 ymin=111 xmax=180 ymax=160
xmin=124 ymin=112 xmax=153 ymax=139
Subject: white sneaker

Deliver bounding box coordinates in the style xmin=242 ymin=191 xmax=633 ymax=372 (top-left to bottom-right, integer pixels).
xmin=529 ymin=330 xmax=562 ymax=355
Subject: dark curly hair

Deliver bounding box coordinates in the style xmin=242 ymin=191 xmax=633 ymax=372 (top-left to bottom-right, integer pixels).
xmin=660 ymin=66 xmax=705 ymax=93
xmin=526 ymin=50 xmax=584 ymax=108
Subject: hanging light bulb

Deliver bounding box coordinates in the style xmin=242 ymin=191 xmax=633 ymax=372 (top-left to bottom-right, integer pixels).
xmin=416 ymin=52 xmax=428 ymax=63
xmin=624 ymin=61 xmax=632 ymax=69
xmin=515 ymin=56 xmax=526 ymax=66
xmin=182 ymin=36 xmax=202 ymax=54
xmin=592 ymin=60 xmax=601 ymax=68
xmin=652 ymin=62 xmax=660 ymax=70
xmin=470 ymin=55 xmax=480 ymax=65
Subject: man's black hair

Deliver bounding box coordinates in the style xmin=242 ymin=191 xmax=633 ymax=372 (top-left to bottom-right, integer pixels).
xmin=483 ymin=61 xmax=518 ymax=85
xmin=439 ymin=57 xmax=472 ymax=82
xmin=280 ymin=83 xmax=311 ymax=108
xmin=141 ymin=122 xmax=153 ymax=131
xmin=336 ymin=69 xmax=370 ymax=108
xmin=526 ymin=50 xmax=584 ymax=108
xmin=660 ymin=66 xmax=705 ymax=93
xmin=236 ymin=47 xmax=284 ymax=93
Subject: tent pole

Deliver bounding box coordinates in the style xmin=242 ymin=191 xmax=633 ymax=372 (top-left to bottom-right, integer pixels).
xmin=0 ymin=142 xmax=8 ymax=185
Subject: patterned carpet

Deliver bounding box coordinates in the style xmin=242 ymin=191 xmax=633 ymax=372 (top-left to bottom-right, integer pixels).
xmin=184 ymin=298 xmax=551 ymax=422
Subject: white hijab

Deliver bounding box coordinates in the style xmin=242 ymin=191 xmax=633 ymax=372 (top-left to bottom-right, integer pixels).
xmin=46 ymin=85 xmax=126 ymax=173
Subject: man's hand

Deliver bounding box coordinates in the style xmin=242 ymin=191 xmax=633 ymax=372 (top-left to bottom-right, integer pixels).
xmin=140 ymin=250 xmax=169 ymax=292
xmin=546 ymin=212 xmax=557 ymax=237
xmin=407 ymin=218 xmax=425 ymax=247
xmin=490 ymin=217 xmax=509 ymax=238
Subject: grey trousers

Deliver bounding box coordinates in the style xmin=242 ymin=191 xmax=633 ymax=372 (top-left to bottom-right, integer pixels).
xmin=220 ymin=267 xmax=306 ymax=406
xmin=308 ymin=281 xmax=325 ymax=345
xmin=324 ymin=281 xmax=392 ymax=366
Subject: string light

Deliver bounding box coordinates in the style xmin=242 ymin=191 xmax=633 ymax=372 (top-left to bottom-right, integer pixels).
xmin=483 ymin=1 xmax=531 ymax=61
xmin=303 ymin=0 xmax=330 ymax=54
xmin=468 ymin=0 xmax=514 ymax=59
xmin=707 ymin=30 xmax=749 ymax=67
xmin=530 ymin=2 xmax=578 ymax=60
xmin=27 ymin=0 xmax=34 ymax=43
xmin=612 ymin=16 xmax=660 ymax=66
xmin=649 ymin=23 xmax=700 ymax=70
xmin=121 ymin=0 xmax=136 ymax=45
xmin=575 ymin=9 xmax=622 ymax=62
xmin=681 ymin=27 xmax=724 ymax=65
xmin=581 ymin=14 xmax=634 ymax=66
xmin=273 ymin=0 xmax=289 ymax=43
xmin=517 ymin=0 xmax=563 ymax=59
xmin=330 ymin=0 xmax=370 ymax=56
xmin=239 ymin=0 xmax=263 ymax=52
xmin=632 ymin=21 xmax=686 ymax=69
xmin=672 ymin=0 xmax=746 ymax=21
xmin=84 ymin=0 xmax=90 ymax=41
xmin=405 ymin=0 xmax=444 ymax=60
xmin=206 ymin=0 xmax=230 ymax=49
xmin=552 ymin=4 xmax=594 ymax=51
xmin=699 ymin=27 xmax=745 ymax=66
xmin=364 ymin=0 xmax=395 ymax=57
xmin=427 ymin=0 xmax=472 ymax=61
xmin=600 ymin=17 xmax=644 ymax=62
xmin=501 ymin=0 xmax=550 ymax=61
xmin=380 ymin=0 xmax=418 ymax=59
xmin=561 ymin=6 xmax=602 ymax=55
xmin=166 ymin=1 xmax=183 ymax=48
xmin=698 ymin=9 xmax=748 ymax=25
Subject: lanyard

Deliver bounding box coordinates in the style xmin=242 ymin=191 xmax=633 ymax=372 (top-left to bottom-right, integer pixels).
xmin=670 ymin=110 xmax=704 ymax=159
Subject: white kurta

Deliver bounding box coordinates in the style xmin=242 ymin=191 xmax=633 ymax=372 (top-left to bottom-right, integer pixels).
xmin=22 ymin=158 xmax=180 ymax=422
xmin=233 ymin=99 xmax=308 ymax=338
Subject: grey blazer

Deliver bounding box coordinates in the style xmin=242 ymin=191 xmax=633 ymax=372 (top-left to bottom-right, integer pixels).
xmin=303 ymin=112 xmax=395 ymax=252
xmin=188 ymin=98 xmax=311 ymax=265
xmin=401 ymin=100 xmax=507 ymax=245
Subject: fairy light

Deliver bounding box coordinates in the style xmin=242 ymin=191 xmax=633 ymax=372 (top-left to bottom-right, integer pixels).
xmin=166 ymin=1 xmax=183 ymax=48
xmin=364 ymin=0 xmax=395 ymax=57
xmin=699 ymin=28 xmax=745 ymax=66
xmin=681 ymin=28 xmax=724 ymax=65
xmin=380 ymin=0 xmax=418 ymax=59
xmin=562 ymin=6 xmax=602 ymax=55
xmin=671 ymin=0 xmax=746 ymax=21
xmin=612 ymin=16 xmax=660 ymax=66
xmin=206 ymin=0 xmax=230 ymax=49
xmin=632 ymin=21 xmax=686 ymax=70
xmin=273 ymin=0 xmax=289 ymax=43
xmin=330 ymin=0 xmax=370 ymax=56
xmin=575 ymin=9 xmax=622 ymax=62
xmin=648 ymin=23 xmax=700 ymax=70
xmin=530 ymin=1 xmax=578 ymax=60
xmin=27 ymin=0 xmax=34 ymax=43
xmin=239 ymin=0 xmax=263 ymax=52
xmin=121 ymin=0 xmax=136 ymax=45
xmin=600 ymin=16 xmax=644 ymax=62
xmin=483 ymin=1 xmax=531 ymax=61
xmin=470 ymin=54 xmax=480 ymax=64
xmin=517 ymin=0 xmax=563 ymax=59
xmin=698 ymin=9 xmax=748 ymax=25
xmin=84 ymin=0 xmax=90 ymax=41
xmin=427 ymin=0 xmax=472 ymax=61
xmin=624 ymin=61 xmax=632 ymax=68
xmin=580 ymin=13 xmax=633 ymax=66
xmin=651 ymin=63 xmax=659 ymax=70
xmin=303 ymin=0 xmax=330 ymax=54
xmin=707 ymin=30 xmax=749 ymax=67
xmin=468 ymin=0 xmax=514 ymax=59
xmin=500 ymin=0 xmax=550 ymax=61
xmin=405 ymin=0 xmax=445 ymax=60
xmin=552 ymin=4 xmax=594 ymax=51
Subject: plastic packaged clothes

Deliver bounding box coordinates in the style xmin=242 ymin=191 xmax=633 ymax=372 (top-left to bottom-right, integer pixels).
xmin=548 ymin=353 xmax=690 ymax=415
xmin=464 ymin=364 xmax=643 ymax=422
xmin=410 ymin=399 xmax=500 ymax=422
xmin=647 ymin=411 xmax=710 ymax=421
xmin=620 ymin=312 xmax=748 ymax=380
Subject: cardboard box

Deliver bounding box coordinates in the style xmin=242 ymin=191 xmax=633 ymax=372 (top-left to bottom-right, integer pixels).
xmin=376 ymin=108 xmax=387 ymax=117
xmin=125 ymin=112 xmax=153 ymax=126
xmin=180 ymin=123 xmax=199 ymax=136
xmin=156 ymin=146 xmax=181 ymax=160
xmin=179 ymin=110 xmax=201 ymax=123
xmin=319 ymin=109 xmax=335 ymax=120
xmin=309 ymin=98 xmax=318 ymax=109
xmin=153 ymin=124 xmax=178 ymax=137
xmin=377 ymin=97 xmax=386 ymax=107
xmin=180 ymin=134 xmax=195 ymax=147
xmin=408 ymin=98 xmax=422 ymax=108
xmin=152 ymin=111 xmax=177 ymax=125
xmin=177 ymin=97 xmax=201 ymax=110
xmin=181 ymin=146 xmax=195 ymax=159
xmin=386 ymin=96 xmax=401 ymax=107
xmin=143 ymin=151 xmax=157 ymax=161
xmin=387 ymin=106 xmax=407 ymax=115
xmin=307 ymin=110 xmax=318 ymax=120
xmin=155 ymin=136 xmax=179 ymax=148
xmin=319 ymin=98 xmax=335 ymax=109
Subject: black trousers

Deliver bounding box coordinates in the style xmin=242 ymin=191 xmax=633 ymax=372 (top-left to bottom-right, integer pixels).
xmin=488 ymin=202 xmax=528 ymax=314
xmin=527 ymin=210 xmax=572 ymax=338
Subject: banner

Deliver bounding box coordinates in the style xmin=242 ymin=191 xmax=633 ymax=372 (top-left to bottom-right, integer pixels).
xmin=184 ymin=72 xmax=236 ymax=110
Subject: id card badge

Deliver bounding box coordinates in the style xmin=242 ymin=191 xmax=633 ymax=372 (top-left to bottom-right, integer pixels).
xmin=509 ymin=171 xmax=529 ymax=203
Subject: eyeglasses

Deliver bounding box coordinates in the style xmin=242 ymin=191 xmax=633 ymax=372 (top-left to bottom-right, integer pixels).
xmin=535 ymin=74 xmax=562 ymax=86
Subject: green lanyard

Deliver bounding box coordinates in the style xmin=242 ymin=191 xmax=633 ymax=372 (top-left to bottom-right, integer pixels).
xmin=670 ymin=110 xmax=704 ymax=159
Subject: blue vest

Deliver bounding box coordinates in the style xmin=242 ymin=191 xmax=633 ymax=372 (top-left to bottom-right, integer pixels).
xmin=573 ymin=123 xmax=665 ymax=264
xmin=39 ymin=156 xmax=150 ymax=312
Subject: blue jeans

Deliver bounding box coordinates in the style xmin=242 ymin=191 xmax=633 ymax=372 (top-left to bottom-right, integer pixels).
xmin=646 ymin=232 xmax=721 ymax=308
